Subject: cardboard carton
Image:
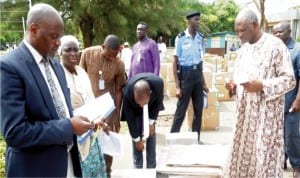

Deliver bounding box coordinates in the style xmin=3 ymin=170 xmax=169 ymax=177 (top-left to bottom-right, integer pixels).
xmin=186 ymin=103 xmax=220 ymax=131
xmin=201 ymin=106 xmax=220 ymax=130
xmin=166 ymin=81 xmax=176 ymax=97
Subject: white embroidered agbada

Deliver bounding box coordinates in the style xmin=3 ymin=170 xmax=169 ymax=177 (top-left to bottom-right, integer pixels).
xmin=224 ymin=33 xmax=296 ymax=178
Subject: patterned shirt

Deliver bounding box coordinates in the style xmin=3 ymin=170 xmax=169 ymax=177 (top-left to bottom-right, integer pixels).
xmin=224 ymin=33 xmax=295 ymax=178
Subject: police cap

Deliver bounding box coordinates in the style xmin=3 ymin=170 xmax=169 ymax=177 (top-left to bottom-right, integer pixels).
xmin=186 ymin=11 xmax=201 ymax=19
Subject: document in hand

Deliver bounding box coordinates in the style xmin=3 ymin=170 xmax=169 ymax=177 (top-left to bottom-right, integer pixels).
xmin=74 ymin=92 xmax=116 ymax=144
xmin=98 ymin=131 xmax=122 ymax=157
xmin=73 ymin=92 xmax=116 ymax=123
xmin=203 ymin=91 xmax=208 ymax=109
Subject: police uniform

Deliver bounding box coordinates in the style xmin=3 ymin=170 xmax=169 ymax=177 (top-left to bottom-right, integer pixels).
xmin=170 ymin=11 xmax=205 ymax=140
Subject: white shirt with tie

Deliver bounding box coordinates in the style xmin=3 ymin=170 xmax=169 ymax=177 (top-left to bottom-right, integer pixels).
xmin=23 ymin=40 xmax=74 ymax=177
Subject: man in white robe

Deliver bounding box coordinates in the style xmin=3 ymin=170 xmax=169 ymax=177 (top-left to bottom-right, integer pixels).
xmin=224 ymin=9 xmax=296 ymax=178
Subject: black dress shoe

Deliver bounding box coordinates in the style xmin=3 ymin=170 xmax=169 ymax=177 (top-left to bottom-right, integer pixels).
xmin=284 ymin=153 xmax=288 ymax=170
xmin=284 ymin=160 xmax=287 ymax=170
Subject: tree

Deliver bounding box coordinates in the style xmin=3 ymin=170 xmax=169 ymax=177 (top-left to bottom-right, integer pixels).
xmin=58 ymin=0 xmax=186 ymax=47
xmin=0 ymin=0 xmax=29 ymax=47
xmin=177 ymin=0 xmax=239 ymax=35
xmin=252 ymin=0 xmax=267 ymax=31
xmin=0 ymin=0 xmax=240 ymax=48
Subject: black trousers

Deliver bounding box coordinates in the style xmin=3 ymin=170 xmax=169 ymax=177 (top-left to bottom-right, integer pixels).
xmin=170 ymin=65 xmax=204 ymax=139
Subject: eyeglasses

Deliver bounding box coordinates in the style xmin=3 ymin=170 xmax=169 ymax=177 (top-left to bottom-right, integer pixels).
xmin=63 ymin=48 xmax=79 ymax=53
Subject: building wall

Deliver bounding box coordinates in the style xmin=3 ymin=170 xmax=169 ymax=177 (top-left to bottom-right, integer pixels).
xmin=205 ymin=33 xmax=240 ymax=56
xmin=267 ymin=8 xmax=300 ymax=40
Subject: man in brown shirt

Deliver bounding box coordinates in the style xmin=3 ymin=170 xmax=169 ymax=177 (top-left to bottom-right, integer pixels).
xmin=80 ymin=34 xmax=126 ymax=178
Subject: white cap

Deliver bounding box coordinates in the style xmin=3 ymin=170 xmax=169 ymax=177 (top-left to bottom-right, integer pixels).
xmin=58 ymin=35 xmax=80 ymax=55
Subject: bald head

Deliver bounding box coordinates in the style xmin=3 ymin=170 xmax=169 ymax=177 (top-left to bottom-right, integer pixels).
xmin=103 ymin=34 xmax=120 ymax=50
xmin=26 ymin=3 xmax=62 ymax=28
xmin=272 ymin=21 xmax=291 ymax=45
xmin=273 ymin=21 xmax=291 ymax=31
xmin=134 ymin=80 xmax=151 ymax=94
xmin=26 ymin=3 xmax=64 ymax=57
xmin=134 ymin=80 xmax=152 ymax=107
xmin=235 ymin=9 xmax=261 ymax=44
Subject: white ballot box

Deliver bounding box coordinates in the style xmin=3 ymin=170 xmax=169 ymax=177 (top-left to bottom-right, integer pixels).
xmin=111 ymin=169 xmax=155 ymax=178
xmin=165 ymin=132 xmax=198 ymax=146
xmin=156 ymin=145 xmax=229 ymax=178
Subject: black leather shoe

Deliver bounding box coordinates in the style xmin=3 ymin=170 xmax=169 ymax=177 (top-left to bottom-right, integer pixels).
xmin=284 ymin=153 xmax=288 ymax=170
xmin=284 ymin=160 xmax=287 ymax=170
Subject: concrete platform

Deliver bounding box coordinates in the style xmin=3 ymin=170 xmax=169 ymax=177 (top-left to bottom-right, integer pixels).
xmin=111 ymin=97 xmax=294 ymax=178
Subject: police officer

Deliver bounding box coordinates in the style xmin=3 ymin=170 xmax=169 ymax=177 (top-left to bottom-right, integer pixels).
xmin=170 ymin=11 xmax=209 ymax=141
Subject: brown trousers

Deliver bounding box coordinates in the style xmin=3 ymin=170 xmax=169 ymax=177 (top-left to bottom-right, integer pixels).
xmin=104 ymin=154 xmax=113 ymax=178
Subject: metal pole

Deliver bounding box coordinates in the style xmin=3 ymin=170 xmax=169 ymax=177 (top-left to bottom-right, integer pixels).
xmin=28 ymin=0 xmax=31 ymax=9
xmin=22 ymin=16 xmax=26 ymax=36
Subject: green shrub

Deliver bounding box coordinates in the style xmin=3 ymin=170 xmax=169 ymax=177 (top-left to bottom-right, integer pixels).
xmin=0 ymin=135 xmax=6 ymax=177
xmin=297 ymin=36 xmax=300 ymax=43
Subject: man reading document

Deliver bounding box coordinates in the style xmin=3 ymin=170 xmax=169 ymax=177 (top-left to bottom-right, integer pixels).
xmin=224 ymin=9 xmax=295 ymax=177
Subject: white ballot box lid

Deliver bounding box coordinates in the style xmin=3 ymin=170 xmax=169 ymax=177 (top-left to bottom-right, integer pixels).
xmin=166 ymin=132 xmax=198 ymax=146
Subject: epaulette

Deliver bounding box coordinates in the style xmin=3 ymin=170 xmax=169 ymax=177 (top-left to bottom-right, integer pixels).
xmin=177 ymin=32 xmax=185 ymax=38
xmin=198 ymin=32 xmax=204 ymax=38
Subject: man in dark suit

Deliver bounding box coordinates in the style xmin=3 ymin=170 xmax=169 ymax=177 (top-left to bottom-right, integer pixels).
xmin=0 ymin=3 xmax=94 ymax=177
xmin=121 ymin=73 xmax=164 ymax=168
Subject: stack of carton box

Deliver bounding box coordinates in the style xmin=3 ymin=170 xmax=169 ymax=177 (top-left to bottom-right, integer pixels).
xmin=186 ymin=87 xmax=220 ymax=130
xmin=214 ymin=72 xmax=234 ymax=101
xmin=203 ymin=54 xmax=236 ymax=102
xmin=202 ymin=63 xmax=220 ymax=130
xmin=184 ymin=56 xmax=222 ymax=130
xmin=166 ymin=63 xmax=176 ymax=97
xmin=229 ymin=52 xmax=237 ymax=60
xmin=159 ymin=60 xmax=188 ymax=98
xmin=201 ymin=88 xmax=220 ymax=130
xmin=224 ymin=52 xmax=237 ymax=70
xmin=160 ymin=62 xmax=168 ymax=96
xmin=160 ymin=62 xmax=177 ymax=98
xmin=161 ymin=53 xmax=241 ymax=130
xmin=203 ymin=55 xmax=218 ymax=72
xmin=160 ymin=47 xmax=176 ymax=97
xmin=185 ymin=53 xmax=238 ymax=130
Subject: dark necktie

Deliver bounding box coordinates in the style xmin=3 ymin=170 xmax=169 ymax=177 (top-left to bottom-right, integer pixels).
xmin=42 ymin=58 xmax=67 ymax=119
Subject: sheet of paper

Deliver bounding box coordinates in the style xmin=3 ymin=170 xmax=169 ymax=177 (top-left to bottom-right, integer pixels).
xmin=77 ymin=129 xmax=93 ymax=145
xmin=73 ymin=92 xmax=115 ymax=123
xmin=97 ymin=131 xmax=122 ymax=157
xmin=74 ymin=92 xmax=115 ymax=143
xmin=203 ymin=91 xmax=208 ymax=109
xmin=143 ymin=104 xmax=149 ymax=140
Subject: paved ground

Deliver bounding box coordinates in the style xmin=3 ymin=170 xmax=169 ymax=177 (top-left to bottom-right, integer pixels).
xmin=111 ymin=97 xmax=294 ymax=178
